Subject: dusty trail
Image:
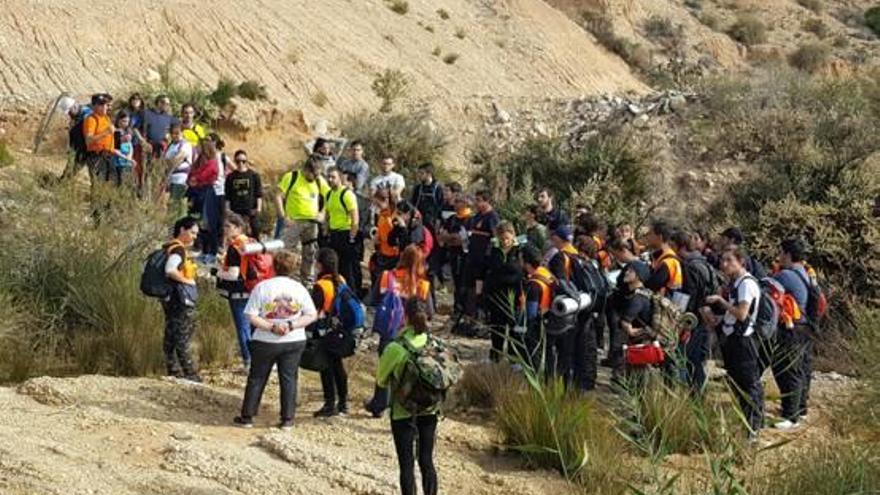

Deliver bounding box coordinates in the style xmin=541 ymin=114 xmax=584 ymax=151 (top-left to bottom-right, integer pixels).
xmin=0 ymin=335 xmax=572 ymax=495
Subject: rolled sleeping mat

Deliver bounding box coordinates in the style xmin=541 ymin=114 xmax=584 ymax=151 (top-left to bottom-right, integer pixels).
xmin=550 ymin=292 xmax=594 ymax=317
xmin=242 ymin=239 xmax=285 ymax=255
xmin=679 ymin=312 xmax=699 ymax=331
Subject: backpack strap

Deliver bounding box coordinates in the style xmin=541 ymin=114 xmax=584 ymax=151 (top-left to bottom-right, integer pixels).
xmin=732 ymin=274 xmax=760 ymax=329
xmin=282 ymin=170 xmax=299 ymax=209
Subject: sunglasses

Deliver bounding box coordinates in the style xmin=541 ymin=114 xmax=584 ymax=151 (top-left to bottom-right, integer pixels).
xmin=235 ymin=159 xmax=248 ymax=164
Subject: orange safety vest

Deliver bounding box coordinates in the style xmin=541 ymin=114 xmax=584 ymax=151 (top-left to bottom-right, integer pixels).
xmin=529 ymin=267 xmax=555 ymax=313
xmin=560 ymin=243 xmax=579 ymax=280
xmin=380 ymin=269 xmax=430 ymax=301
xmin=315 ymin=275 xmax=337 ymax=314
xmin=593 ymin=235 xmax=612 ymax=271
xmin=376 ymin=209 xmax=399 ymax=258
xmin=653 ymin=248 xmax=683 ymax=293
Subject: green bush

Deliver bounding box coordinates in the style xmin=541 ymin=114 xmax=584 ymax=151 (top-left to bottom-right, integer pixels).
xmin=195 ymin=286 xmax=237 ymax=368
xmin=693 ymin=69 xmax=880 ymax=336
xmin=136 ymin=54 xmax=216 ymax=122
xmin=436 ymin=8 xmax=450 ymax=20
xmin=210 ymin=77 xmax=239 ymax=108
xmin=727 ymin=15 xmax=768 ymax=46
xmin=473 ymin=127 xmax=650 ymax=223
xmin=797 ymin=0 xmax=823 ymax=14
xmin=0 ymin=141 xmax=12 ymax=168
xmin=447 ymin=362 xmax=517 ymax=410
xmin=340 ymin=110 xmax=449 ymax=183
xmin=371 ymin=69 xmax=410 ymax=113
xmin=867 ymin=7 xmax=880 ymax=36
xmin=788 ymin=42 xmax=830 ymax=72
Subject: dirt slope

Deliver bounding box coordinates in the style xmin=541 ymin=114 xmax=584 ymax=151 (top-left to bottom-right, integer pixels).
xmin=0 ymin=0 xmax=644 ymax=113
xmin=0 ymin=357 xmax=573 ymax=495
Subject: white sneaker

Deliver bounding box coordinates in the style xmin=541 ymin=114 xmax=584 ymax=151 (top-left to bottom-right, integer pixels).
xmin=774 ymin=419 xmax=799 ymax=430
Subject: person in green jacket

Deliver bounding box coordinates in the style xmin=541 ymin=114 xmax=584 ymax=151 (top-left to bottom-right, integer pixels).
xmin=376 ymin=298 xmax=439 ymax=495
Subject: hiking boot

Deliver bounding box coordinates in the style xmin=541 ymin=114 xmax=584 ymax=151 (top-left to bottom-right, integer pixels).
xmin=277 ymin=419 xmax=294 ymax=431
xmin=362 ymin=399 xmax=383 ymax=419
xmin=337 ymin=403 xmax=350 ymax=416
xmin=774 ymin=419 xmax=800 ymax=431
xmin=233 ymin=416 xmax=254 ymax=428
xmin=313 ymin=405 xmax=337 ymax=418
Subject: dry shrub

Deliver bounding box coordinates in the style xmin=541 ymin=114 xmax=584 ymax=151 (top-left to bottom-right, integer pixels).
xmin=750 ymin=443 xmax=880 ymax=494
xmin=340 ymin=110 xmax=449 ymax=182
xmin=728 ymin=15 xmax=767 ymax=46
xmin=788 ymin=42 xmax=830 ymax=73
xmin=447 ymin=362 xmax=516 ymax=410
xmin=797 ymin=0 xmax=823 ymax=14
xmin=371 ymin=69 xmax=410 ymax=113
xmin=801 ymin=18 xmax=829 ymax=39
xmin=583 ymin=10 xmax=653 ymax=70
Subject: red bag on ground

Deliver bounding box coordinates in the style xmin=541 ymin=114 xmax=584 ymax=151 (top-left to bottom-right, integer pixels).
xmin=624 ymin=341 xmax=666 ymax=367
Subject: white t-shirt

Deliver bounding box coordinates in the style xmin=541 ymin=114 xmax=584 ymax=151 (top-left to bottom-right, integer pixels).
xmin=370 ymin=172 xmax=405 ymax=194
xmin=213 ymin=152 xmax=227 ymax=196
xmin=722 ymin=274 xmax=760 ymax=337
xmin=164 ymin=140 xmax=193 ymax=186
xmin=244 ymin=276 xmax=316 ymax=344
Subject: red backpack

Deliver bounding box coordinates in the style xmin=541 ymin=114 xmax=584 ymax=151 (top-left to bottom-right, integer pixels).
xmin=235 ymin=238 xmax=275 ymax=291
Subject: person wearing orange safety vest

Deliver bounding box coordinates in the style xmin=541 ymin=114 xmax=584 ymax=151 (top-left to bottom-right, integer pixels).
xmin=522 ymin=246 xmax=555 ymax=370
xmin=311 ymin=248 xmax=351 ymax=418
xmin=645 ymin=220 xmax=683 ymax=297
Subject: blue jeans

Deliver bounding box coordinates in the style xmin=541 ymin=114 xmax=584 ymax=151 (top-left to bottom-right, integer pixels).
xmin=366 ymin=335 xmax=393 ymax=413
xmin=229 ymin=298 xmax=251 ymax=365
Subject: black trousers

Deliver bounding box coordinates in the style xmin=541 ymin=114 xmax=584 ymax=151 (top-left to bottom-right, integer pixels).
xmin=800 ymin=337 xmax=814 ymax=417
xmin=241 ymin=340 xmax=306 ymax=421
xmin=570 ymin=312 xmax=598 ymax=391
xmin=720 ymin=333 xmax=764 ymax=433
xmin=606 ymin=301 xmax=625 ymax=376
xmin=545 ymin=331 xmax=573 ymax=382
xmin=319 ymin=354 xmax=348 ymax=409
xmin=391 ymin=414 xmax=439 ymax=495
xmin=761 ymin=326 xmax=811 ymax=421
xmin=329 ymin=230 xmax=358 ymax=290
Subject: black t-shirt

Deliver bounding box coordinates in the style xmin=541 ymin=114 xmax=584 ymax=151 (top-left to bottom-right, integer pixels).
xmin=224 ymin=170 xmax=263 ymax=213
xmin=621 ymin=291 xmax=652 ymax=330
xmin=539 ymin=207 xmax=570 ymax=232
xmin=466 ymin=210 xmax=500 ymax=264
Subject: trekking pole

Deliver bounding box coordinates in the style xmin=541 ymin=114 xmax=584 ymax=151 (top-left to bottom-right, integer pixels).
xmin=33 ymin=92 xmax=70 ymax=153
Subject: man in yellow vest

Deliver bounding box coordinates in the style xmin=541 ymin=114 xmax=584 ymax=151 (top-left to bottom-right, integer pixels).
xmin=275 ymin=156 xmax=329 ymax=283
xmin=324 ymin=167 xmax=360 ymax=290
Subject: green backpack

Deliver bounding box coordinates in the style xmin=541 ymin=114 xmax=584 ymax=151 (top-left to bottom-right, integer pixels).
xmin=395 ymin=334 xmax=463 ymax=415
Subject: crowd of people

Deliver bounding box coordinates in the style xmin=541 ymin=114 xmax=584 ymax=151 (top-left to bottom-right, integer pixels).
xmin=69 ymin=91 xmax=827 ymax=493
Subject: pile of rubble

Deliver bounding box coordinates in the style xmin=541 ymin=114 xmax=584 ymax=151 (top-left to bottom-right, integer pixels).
xmin=482 ymin=90 xmax=697 ymax=151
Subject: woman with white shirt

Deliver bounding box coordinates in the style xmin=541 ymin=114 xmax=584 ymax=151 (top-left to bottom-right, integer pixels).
xmin=704 ymin=245 xmax=764 ymax=437
xmin=163 ymin=124 xmax=193 ymax=219
xmin=234 ymin=250 xmax=318 ymax=430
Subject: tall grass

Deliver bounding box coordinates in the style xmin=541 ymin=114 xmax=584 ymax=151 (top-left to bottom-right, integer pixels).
xmin=750 ymin=443 xmax=880 ymax=494
xmin=0 ymin=179 xmax=174 ymax=379
xmin=195 ymin=285 xmax=237 ymax=368
xmin=616 ymin=373 xmax=749 ymax=459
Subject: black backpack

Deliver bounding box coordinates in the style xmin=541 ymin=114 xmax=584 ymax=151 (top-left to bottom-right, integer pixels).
xmin=681 ymin=256 xmax=722 ymax=314
xmin=68 ymin=116 xmax=88 ymax=163
xmin=413 ymin=182 xmax=442 ymax=227
xmin=140 ymin=243 xmax=179 ymax=299
xmin=563 ymin=252 xmax=609 ymax=315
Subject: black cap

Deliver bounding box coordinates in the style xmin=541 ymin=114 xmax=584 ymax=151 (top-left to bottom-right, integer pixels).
xmin=91 ymin=93 xmax=112 ymax=105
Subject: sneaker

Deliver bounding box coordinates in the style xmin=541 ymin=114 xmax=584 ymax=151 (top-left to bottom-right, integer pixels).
xmin=362 ymin=399 xmax=383 ymax=419
xmin=313 ymin=405 xmax=337 ymax=418
xmin=277 ymin=419 xmax=294 ymax=431
xmin=337 ymin=403 xmax=350 ymax=416
xmin=233 ymin=416 xmax=254 ymax=428
xmin=181 ymin=374 xmax=203 ymax=384
xmin=774 ymin=419 xmax=800 ymax=430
